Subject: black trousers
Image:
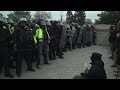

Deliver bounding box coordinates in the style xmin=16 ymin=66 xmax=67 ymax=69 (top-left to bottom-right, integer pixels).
xmin=34 ymin=42 xmax=43 ymax=66
xmin=54 ymin=38 xmax=63 ymax=57
xmin=43 ymin=42 xmax=50 ymax=64
xmin=0 ymin=47 xmax=10 ymax=74
xmin=93 ymin=38 xmax=96 ymax=45
xmin=8 ymin=47 xmax=16 ymax=68
xmin=16 ymin=50 xmax=33 ymax=74
xmin=49 ymin=39 xmax=56 ymax=59
xmin=77 ymin=43 xmax=81 ymax=48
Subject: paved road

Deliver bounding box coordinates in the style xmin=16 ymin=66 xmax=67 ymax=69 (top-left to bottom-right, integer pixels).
xmin=0 ymin=46 xmax=118 ymax=79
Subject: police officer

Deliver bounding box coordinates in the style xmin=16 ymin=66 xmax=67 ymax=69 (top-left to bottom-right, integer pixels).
xmin=14 ymin=18 xmax=35 ymax=77
xmin=66 ymin=24 xmax=73 ymax=50
xmin=38 ymin=20 xmax=51 ymax=64
xmin=46 ymin=21 xmax=56 ymax=60
xmin=0 ymin=15 xmax=14 ymax=78
xmin=92 ymin=25 xmax=96 ymax=46
xmin=114 ymin=31 xmax=120 ymax=76
xmin=55 ymin=22 xmax=64 ymax=58
xmin=88 ymin=24 xmax=92 ymax=46
xmin=85 ymin=24 xmax=90 ymax=47
xmin=74 ymin=23 xmax=79 ymax=49
xmin=82 ymin=24 xmax=86 ymax=48
xmin=71 ymin=22 xmax=77 ymax=49
xmin=33 ymin=23 xmax=43 ymax=69
xmin=60 ymin=22 xmax=67 ymax=52
xmin=109 ymin=25 xmax=117 ymax=59
xmin=7 ymin=19 xmax=16 ymax=69
xmin=77 ymin=25 xmax=82 ymax=48
xmin=51 ymin=21 xmax=64 ymax=59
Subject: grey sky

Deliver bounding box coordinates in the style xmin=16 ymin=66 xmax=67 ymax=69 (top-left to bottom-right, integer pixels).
xmin=0 ymin=11 xmax=101 ymax=22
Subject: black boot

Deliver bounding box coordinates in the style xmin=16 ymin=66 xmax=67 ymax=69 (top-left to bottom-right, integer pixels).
xmin=109 ymin=56 xmax=113 ymax=58
xmin=89 ymin=42 xmax=91 ymax=46
xmin=36 ymin=65 xmax=42 ymax=69
xmin=27 ymin=68 xmax=35 ymax=72
xmin=52 ymin=52 xmax=56 ymax=60
xmin=5 ymin=73 xmax=14 ymax=78
xmin=17 ymin=73 xmax=21 ymax=77
xmin=79 ymin=44 xmax=81 ymax=48
xmin=44 ymin=55 xmax=51 ymax=65
xmin=69 ymin=46 xmax=71 ymax=50
xmin=62 ymin=48 xmax=67 ymax=52
xmin=49 ymin=53 xmax=53 ymax=61
xmin=0 ymin=69 xmax=2 ymax=73
xmin=58 ymin=55 xmax=64 ymax=59
xmin=52 ymin=57 xmax=56 ymax=60
xmin=83 ymin=44 xmax=85 ymax=48
xmin=56 ymin=52 xmax=59 ymax=56
xmin=72 ymin=44 xmax=75 ymax=49
xmin=44 ymin=62 xmax=51 ymax=65
xmin=111 ymin=65 xmax=117 ymax=67
xmin=77 ymin=43 xmax=81 ymax=48
xmin=61 ymin=52 xmax=64 ymax=55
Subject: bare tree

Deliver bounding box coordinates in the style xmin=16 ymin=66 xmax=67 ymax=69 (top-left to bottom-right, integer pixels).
xmin=85 ymin=18 xmax=93 ymax=25
xmin=34 ymin=11 xmax=52 ymax=22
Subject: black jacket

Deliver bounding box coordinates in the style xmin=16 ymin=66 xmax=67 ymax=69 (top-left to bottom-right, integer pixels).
xmin=109 ymin=31 xmax=116 ymax=43
xmin=0 ymin=27 xmax=10 ymax=47
xmin=116 ymin=37 xmax=120 ymax=65
xmin=81 ymin=53 xmax=107 ymax=79
xmin=14 ymin=25 xmax=34 ymax=50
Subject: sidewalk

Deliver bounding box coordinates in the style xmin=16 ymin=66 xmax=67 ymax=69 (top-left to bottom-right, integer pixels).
xmin=0 ymin=46 xmax=118 ymax=79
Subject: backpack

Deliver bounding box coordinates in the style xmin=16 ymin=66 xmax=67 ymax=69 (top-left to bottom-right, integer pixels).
xmin=23 ymin=29 xmax=34 ymax=49
xmin=24 ymin=29 xmax=34 ymax=42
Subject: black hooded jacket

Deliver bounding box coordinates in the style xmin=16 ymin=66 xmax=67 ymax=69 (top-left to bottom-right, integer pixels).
xmin=81 ymin=53 xmax=107 ymax=79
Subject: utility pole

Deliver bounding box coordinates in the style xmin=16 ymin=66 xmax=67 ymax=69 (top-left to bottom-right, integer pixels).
xmin=60 ymin=11 xmax=63 ymax=22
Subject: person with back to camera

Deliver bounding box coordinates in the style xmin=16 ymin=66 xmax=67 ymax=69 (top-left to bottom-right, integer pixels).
xmin=74 ymin=52 xmax=107 ymax=79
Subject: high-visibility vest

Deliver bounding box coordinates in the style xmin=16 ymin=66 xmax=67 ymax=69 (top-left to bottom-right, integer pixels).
xmin=36 ymin=28 xmax=43 ymax=39
xmin=8 ymin=24 xmax=14 ymax=34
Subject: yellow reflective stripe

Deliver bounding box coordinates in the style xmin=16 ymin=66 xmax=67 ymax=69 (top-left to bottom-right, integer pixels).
xmin=45 ymin=28 xmax=50 ymax=39
xmin=34 ymin=36 xmax=37 ymax=44
xmin=8 ymin=24 xmax=14 ymax=34
xmin=8 ymin=24 xmax=12 ymax=34
xmin=11 ymin=26 xmax=14 ymax=32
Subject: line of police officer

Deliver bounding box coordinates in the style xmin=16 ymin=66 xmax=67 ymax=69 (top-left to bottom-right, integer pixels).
xmin=0 ymin=13 xmax=96 ymax=78
xmin=61 ymin=22 xmax=96 ymax=52
xmin=0 ymin=15 xmax=65 ymax=78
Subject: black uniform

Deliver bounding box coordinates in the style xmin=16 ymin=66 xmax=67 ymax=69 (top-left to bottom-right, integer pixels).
xmin=7 ymin=24 xmax=16 ymax=69
xmin=47 ymin=24 xmax=56 ymax=60
xmin=115 ymin=35 xmax=120 ymax=65
xmin=0 ymin=24 xmax=14 ymax=78
xmin=56 ymin=24 xmax=64 ymax=58
xmin=109 ymin=29 xmax=117 ymax=57
xmin=14 ymin=23 xmax=35 ymax=77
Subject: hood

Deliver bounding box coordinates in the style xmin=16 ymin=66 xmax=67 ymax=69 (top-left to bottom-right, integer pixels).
xmin=90 ymin=53 xmax=104 ymax=67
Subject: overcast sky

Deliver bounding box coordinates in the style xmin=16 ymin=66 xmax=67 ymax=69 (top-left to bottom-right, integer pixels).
xmin=0 ymin=11 xmax=102 ymax=22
